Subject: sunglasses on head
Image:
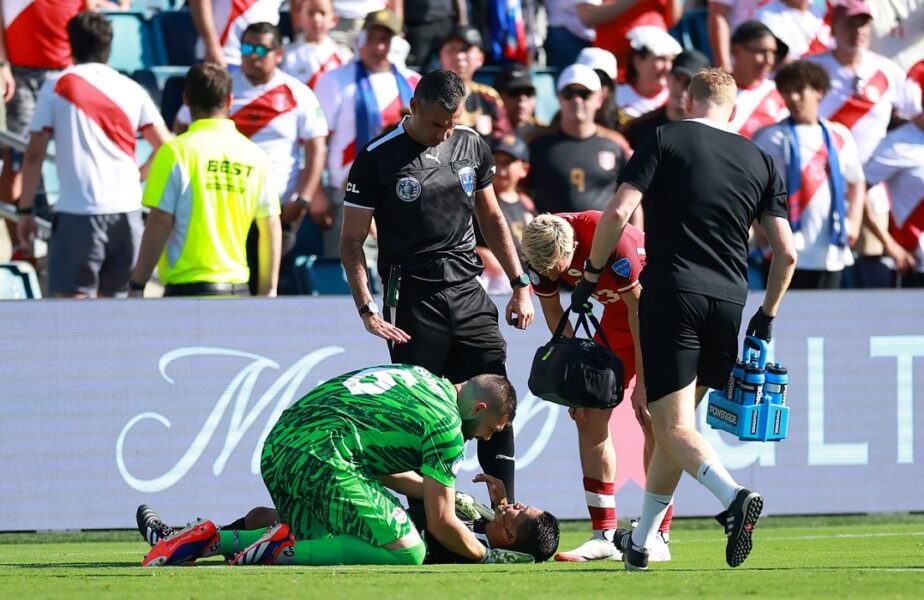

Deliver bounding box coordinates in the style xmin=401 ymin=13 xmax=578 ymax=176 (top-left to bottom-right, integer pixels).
xmin=240 ymin=42 xmax=276 ymax=57
xmin=560 ymin=88 xmax=592 ymax=100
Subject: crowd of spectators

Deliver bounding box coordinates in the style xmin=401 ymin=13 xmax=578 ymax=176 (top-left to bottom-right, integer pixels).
xmin=0 ymin=0 xmax=922 ymax=297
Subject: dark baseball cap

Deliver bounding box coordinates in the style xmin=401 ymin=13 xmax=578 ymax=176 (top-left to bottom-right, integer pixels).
xmin=494 ymin=65 xmax=535 ymax=94
xmin=363 ymin=9 xmax=402 ymax=36
xmin=442 ymin=24 xmax=483 ymax=50
xmin=491 ymin=134 xmax=529 ymax=162
xmin=731 ymin=20 xmax=790 ymax=63
xmin=671 ymin=49 xmax=712 ymax=78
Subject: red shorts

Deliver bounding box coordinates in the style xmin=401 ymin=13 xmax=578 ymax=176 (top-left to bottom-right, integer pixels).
xmin=594 ymin=306 xmax=636 ymax=388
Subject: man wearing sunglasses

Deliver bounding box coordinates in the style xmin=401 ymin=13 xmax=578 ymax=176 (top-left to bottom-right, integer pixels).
xmin=494 ymin=64 xmax=546 ymax=142
xmin=175 ymin=22 xmax=330 ymax=293
xmin=528 ymin=63 xmax=626 ymax=215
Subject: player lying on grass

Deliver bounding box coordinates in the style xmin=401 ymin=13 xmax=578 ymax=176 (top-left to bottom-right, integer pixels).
xmin=137 ymin=473 xmax=559 ymax=564
xmin=140 ymin=364 xmax=548 ymax=566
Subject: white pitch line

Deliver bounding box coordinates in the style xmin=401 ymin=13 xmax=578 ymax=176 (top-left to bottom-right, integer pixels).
xmin=676 ymin=530 xmax=924 ymax=543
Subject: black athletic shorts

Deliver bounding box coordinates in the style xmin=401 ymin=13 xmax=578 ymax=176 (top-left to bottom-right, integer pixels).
xmin=385 ymin=276 xmax=507 ymax=383
xmin=639 ymin=287 xmax=742 ymax=402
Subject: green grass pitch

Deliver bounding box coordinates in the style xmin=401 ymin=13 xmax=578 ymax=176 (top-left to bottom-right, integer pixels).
xmin=1 ymin=514 xmax=923 ymax=599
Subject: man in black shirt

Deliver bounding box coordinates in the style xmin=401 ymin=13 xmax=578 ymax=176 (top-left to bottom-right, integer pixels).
xmin=529 ymin=63 xmax=626 ymax=214
xmin=340 ymin=70 xmax=535 ymax=501
xmin=573 ymin=68 xmax=797 ymax=571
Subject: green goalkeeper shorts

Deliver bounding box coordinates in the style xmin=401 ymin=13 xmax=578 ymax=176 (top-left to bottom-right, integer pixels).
xmin=261 ymin=437 xmax=414 ymax=546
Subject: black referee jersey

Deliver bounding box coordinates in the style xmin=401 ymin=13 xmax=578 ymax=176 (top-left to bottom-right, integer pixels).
xmin=344 ymin=116 xmax=496 ymax=283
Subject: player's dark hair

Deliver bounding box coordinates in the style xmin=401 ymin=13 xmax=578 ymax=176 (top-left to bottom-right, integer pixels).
xmin=242 ymin=21 xmax=282 ymax=49
xmin=512 ymin=511 xmax=560 ymax=562
xmin=415 ymin=69 xmax=467 ymax=112
xmin=68 ymin=12 xmax=113 ymax=64
xmin=775 ymin=60 xmax=831 ymax=95
xmin=184 ymin=63 xmax=233 ymax=117
xmin=470 ymin=374 xmax=517 ymax=421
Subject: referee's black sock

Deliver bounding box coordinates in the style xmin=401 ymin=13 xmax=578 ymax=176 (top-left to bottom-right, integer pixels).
xmin=477 ymin=425 xmax=515 ymax=504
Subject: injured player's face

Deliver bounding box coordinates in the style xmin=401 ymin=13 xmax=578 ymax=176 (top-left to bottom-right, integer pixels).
xmin=485 ymin=501 xmax=544 ymax=547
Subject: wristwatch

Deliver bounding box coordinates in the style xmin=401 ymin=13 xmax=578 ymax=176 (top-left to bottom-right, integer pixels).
xmin=510 ymin=273 xmax=530 ymax=289
xmin=295 ymin=196 xmax=311 ymax=209
xmin=358 ymin=300 xmax=379 ymax=317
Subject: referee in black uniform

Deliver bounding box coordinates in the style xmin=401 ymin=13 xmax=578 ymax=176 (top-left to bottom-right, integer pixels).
xmin=572 ymin=68 xmax=797 ymax=570
xmin=340 ymin=70 xmax=536 ymax=501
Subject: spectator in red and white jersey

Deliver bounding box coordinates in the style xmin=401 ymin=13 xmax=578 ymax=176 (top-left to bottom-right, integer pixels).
xmin=175 ymin=22 xmax=329 ymax=284
xmin=753 ymin=60 xmax=864 ymax=289
xmin=189 ymin=0 xmax=283 ymax=68
xmin=728 ymin=20 xmax=789 ymax=139
xmin=866 ymin=0 xmax=924 ymax=73
xmin=281 ymin=0 xmax=353 ymax=89
xmin=806 ymin=0 xmax=922 ymax=287
xmin=577 ymin=0 xmax=681 ymax=82
xmin=313 ymin=8 xmax=420 ymax=258
xmin=15 ymin=12 xmax=170 ymax=297
xmin=863 ymin=112 xmax=924 ymax=288
xmin=616 ymin=26 xmax=681 ymax=119
xmin=909 ymin=59 xmax=924 ymax=96
xmin=1 ymin=0 xmax=100 ymax=251
xmin=755 ymin=0 xmax=832 ymax=61
xmin=708 ymin=0 xmax=765 ymax=71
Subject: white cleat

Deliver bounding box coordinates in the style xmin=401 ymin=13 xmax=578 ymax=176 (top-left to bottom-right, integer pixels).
xmin=648 ymin=532 xmax=672 ymax=562
xmin=554 ymin=536 xmax=623 ymax=562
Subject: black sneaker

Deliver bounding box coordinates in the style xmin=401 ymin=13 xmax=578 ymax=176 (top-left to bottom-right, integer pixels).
xmin=614 ymin=528 xmax=649 ymax=571
xmin=716 ymin=488 xmax=763 ymax=567
xmin=137 ymin=504 xmax=175 ymax=547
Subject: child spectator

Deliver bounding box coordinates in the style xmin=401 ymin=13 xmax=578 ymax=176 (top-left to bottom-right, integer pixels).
xmin=282 ymin=0 xmax=354 ymax=89
xmin=476 ymin=134 xmax=535 ymax=294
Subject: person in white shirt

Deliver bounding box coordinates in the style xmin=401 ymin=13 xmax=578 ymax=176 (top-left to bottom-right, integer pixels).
xmin=16 ymin=12 xmax=170 ymax=297
xmin=189 ymin=0 xmax=283 ymax=68
xmin=728 ymin=20 xmax=789 ymax=139
xmin=617 ymin=25 xmax=681 ymax=119
xmin=314 ymin=9 xmax=420 ymax=258
xmin=176 ymin=22 xmax=329 ymax=289
xmin=708 ymin=0 xmax=763 ymax=70
xmin=863 ymin=112 xmax=924 ymax=287
xmin=756 ymin=0 xmax=831 ymax=62
xmin=753 ymin=60 xmax=865 ymax=289
xmin=282 ymin=0 xmax=353 ymax=89
xmin=806 ymin=0 xmax=922 ymax=288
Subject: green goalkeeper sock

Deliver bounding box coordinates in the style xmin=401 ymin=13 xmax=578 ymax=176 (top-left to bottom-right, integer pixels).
xmin=201 ymin=529 xmax=268 ymax=558
xmin=286 ymin=535 xmax=426 ymax=565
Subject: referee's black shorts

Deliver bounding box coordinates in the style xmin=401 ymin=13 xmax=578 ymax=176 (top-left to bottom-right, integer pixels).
xmin=639 ymin=287 xmax=743 ymax=402
xmin=385 ymin=277 xmax=507 ymax=383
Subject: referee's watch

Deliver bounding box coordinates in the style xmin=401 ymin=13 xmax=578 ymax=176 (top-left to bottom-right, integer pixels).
xmin=358 ymin=300 xmax=379 ymax=317
xmin=510 ymin=273 xmax=530 ymax=289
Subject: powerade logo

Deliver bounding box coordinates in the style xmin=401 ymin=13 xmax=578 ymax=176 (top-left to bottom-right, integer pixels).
xmin=774 ymin=410 xmax=782 ymax=434
xmin=750 ymin=410 xmax=759 ymax=435
xmin=708 ymin=404 xmax=738 ymax=427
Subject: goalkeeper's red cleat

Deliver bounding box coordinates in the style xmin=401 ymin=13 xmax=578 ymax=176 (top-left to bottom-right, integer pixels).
xmin=230 ymin=523 xmax=296 ymax=566
xmin=142 ymin=519 xmax=219 ymax=567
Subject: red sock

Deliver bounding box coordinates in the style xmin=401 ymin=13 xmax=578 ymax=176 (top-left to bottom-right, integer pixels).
xmin=658 ymin=503 xmax=674 ymax=535
xmin=583 ymin=477 xmax=617 ymax=531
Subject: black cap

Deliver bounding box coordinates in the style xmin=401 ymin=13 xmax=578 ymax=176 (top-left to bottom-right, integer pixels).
xmin=731 ymin=20 xmax=790 ymax=63
xmin=671 ymin=49 xmax=712 ymax=78
xmin=442 ymin=24 xmax=483 ymax=50
xmin=491 ymin=133 xmax=529 ymax=162
xmin=494 ymin=65 xmax=535 ymax=94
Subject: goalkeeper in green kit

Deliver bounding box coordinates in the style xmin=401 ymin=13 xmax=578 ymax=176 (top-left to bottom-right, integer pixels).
xmin=142 ymin=364 xmax=534 ymax=566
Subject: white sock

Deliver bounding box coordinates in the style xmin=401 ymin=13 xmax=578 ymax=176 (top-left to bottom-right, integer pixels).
xmin=630 ymin=492 xmax=672 ymax=549
xmin=592 ymin=528 xmax=615 ymax=542
xmin=696 ymin=458 xmax=740 ymax=509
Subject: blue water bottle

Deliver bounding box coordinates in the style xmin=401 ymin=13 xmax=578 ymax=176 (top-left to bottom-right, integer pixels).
xmin=726 ymin=360 xmax=746 ymax=401
xmin=738 ymin=364 xmax=765 ymax=405
xmin=765 ymin=363 xmax=788 ymax=405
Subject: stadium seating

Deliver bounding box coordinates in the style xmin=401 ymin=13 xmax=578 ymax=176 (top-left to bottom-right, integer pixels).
xmin=105 ymin=10 xmax=166 ymax=73
xmin=152 ymin=9 xmax=198 ymax=66
xmin=0 ymin=262 xmax=43 ymax=299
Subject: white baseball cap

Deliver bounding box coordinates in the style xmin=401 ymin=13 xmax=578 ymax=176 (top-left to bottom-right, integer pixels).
xmin=576 ymin=47 xmax=618 ymax=82
xmin=556 ymin=63 xmax=602 ymax=93
xmin=627 ymin=25 xmax=683 ymax=57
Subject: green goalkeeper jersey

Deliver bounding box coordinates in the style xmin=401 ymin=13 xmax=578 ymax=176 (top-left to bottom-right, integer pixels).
xmin=265 ymin=364 xmax=465 ymax=487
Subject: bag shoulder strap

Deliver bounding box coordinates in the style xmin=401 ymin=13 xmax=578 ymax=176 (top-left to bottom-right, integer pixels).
xmin=553 ymin=307 xmax=615 ymax=348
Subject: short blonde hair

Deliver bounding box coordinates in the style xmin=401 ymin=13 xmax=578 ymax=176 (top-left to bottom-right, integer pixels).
xmin=689 ymin=68 xmax=736 ymax=107
xmin=521 ymin=214 xmax=574 ymax=272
